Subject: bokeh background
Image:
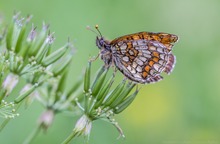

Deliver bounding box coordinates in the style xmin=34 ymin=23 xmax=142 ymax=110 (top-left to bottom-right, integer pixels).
xmin=1 ymin=0 xmax=220 ymax=143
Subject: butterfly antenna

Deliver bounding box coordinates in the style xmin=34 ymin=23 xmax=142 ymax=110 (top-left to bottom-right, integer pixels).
xmin=86 ymin=25 xmax=100 ymax=36
xmin=95 ymin=24 xmax=103 ymax=37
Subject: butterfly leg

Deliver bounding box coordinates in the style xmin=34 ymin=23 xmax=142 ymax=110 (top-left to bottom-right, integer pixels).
xmin=112 ymin=66 xmax=118 ymax=76
xmin=89 ymin=53 xmax=100 ymax=62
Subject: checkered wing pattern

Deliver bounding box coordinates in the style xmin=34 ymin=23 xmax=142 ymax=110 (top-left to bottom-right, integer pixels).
xmin=111 ymin=36 xmax=176 ymax=84
xmin=111 ymin=32 xmax=178 ymax=51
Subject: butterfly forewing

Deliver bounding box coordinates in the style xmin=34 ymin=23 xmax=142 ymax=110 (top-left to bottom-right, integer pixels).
xmin=110 ymin=32 xmax=178 ymax=51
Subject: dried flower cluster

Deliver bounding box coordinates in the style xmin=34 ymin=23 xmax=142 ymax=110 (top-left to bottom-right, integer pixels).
xmin=0 ymin=13 xmax=139 ymax=143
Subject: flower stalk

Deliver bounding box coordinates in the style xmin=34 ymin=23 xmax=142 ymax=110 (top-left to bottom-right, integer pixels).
xmin=62 ymin=115 xmax=92 ymax=144
xmin=62 ymin=62 xmax=139 ymax=143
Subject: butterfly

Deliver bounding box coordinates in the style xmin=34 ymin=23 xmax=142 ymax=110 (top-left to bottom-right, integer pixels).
xmin=93 ymin=25 xmax=178 ymax=84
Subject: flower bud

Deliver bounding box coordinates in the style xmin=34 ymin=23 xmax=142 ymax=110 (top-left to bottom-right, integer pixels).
xmin=38 ymin=109 xmax=55 ymax=130
xmin=41 ymin=43 xmax=69 ymax=66
xmin=73 ymin=115 xmax=92 ymax=137
xmin=2 ymin=73 xmax=19 ymax=96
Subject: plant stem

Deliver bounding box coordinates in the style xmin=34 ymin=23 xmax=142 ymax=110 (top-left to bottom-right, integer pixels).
xmin=61 ymin=131 xmax=78 ymax=144
xmin=0 ymin=118 xmax=10 ymax=132
xmin=23 ymin=125 xmax=41 ymax=144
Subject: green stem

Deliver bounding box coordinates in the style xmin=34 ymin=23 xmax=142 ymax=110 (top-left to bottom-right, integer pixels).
xmin=61 ymin=131 xmax=78 ymax=144
xmin=0 ymin=118 xmax=10 ymax=132
xmin=23 ymin=125 xmax=41 ymax=144
xmin=0 ymin=89 xmax=7 ymax=104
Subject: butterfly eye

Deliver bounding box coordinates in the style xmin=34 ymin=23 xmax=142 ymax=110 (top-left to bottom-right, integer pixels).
xmin=96 ymin=36 xmax=104 ymax=49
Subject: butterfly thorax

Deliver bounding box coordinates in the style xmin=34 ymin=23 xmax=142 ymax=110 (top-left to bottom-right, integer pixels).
xmin=96 ymin=36 xmax=112 ymax=66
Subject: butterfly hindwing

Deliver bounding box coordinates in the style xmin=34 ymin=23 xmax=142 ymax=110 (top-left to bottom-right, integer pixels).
xmin=111 ymin=39 xmax=172 ymax=83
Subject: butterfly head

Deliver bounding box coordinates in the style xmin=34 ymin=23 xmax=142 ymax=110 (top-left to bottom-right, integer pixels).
xmin=96 ymin=36 xmax=104 ymax=49
xmin=95 ymin=25 xmax=111 ymax=50
xmin=87 ymin=25 xmax=111 ymax=50
xmin=96 ymin=36 xmax=111 ymax=50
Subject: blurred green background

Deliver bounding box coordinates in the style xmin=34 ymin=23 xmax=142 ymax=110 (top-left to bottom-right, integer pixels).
xmin=1 ymin=0 xmax=220 ymax=143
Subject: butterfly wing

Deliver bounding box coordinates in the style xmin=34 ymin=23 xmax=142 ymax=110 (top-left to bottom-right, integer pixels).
xmin=110 ymin=32 xmax=178 ymax=51
xmin=111 ymin=39 xmax=175 ymax=84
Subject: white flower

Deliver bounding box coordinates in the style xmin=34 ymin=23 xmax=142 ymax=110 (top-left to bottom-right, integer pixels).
xmin=38 ymin=109 xmax=54 ymax=130
xmin=74 ymin=115 xmax=92 ymax=137
xmin=2 ymin=73 xmax=19 ymax=96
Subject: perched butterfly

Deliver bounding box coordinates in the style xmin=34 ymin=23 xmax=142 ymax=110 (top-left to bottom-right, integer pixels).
xmin=92 ymin=25 xmax=178 ymax=84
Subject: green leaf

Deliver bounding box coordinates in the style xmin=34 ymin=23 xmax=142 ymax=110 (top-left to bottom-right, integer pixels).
xmin=55 ymin=71 xmax=68 ymax=101
xmin=14 ymin=83 xmax=38 ymax=103
xmin=109 ymin=82 xmax=136 ymax=108
xmin=6 ymin=22 xmax=14 ymax=51
xmin=52 ymin=54 xmax=72 ymax=76
xmin=84 ymin=62 xmax=91 ymax=93
xmin=28 ymin=25 xmax=48 ymax=56
xmin=35 ymin=41 xmax=50 ymax=63
xmin=102 ymin=80 xmax=126 ymax=107
xmin=66 ymin=76 xmax=83 ymax=98
xmin=14 ymin=24 xmax=26 ymax=54
xmin=94 ymin=74 xmax=115 ymax=108
xmin=91 ymin=67 xmax=108 ymax=96
xmin=41 ymin=44 xmax=68 ymax=66
xmin=113 ymin=90 xmax=139 ymax=114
